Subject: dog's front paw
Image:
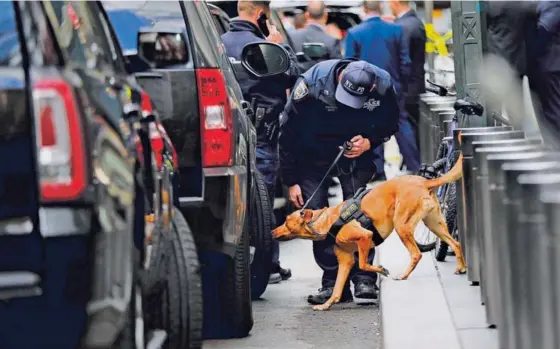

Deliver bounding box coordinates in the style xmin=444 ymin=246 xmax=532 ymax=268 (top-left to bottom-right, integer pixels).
xmin=312 ymin=304 xmax=331 ymax=311
xmin=393 ymin=274 xmax=408 ymax=281
xmin=379 ymin=266 xmax=390 ymax=277
xmin=455 ymin=267 xmax=467 ymax=275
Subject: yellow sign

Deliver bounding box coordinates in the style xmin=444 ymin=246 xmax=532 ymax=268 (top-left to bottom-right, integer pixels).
xmin=425 ymin=23 xmax=453 ymax=56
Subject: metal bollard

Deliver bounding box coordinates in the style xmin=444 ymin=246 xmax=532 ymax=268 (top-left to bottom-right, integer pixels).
xmin=472 ymin=139 xmax=544 ymax=327
xmin=515 ymin=172 xmax=560 ymax=349
xmin=432 ymin=110 xmax=455 ymax=157
xmin=419 ymin=97 xmax=455 ymax=162
xmin=452 ymin=126 xmax=513 ymax=274
xmin=457 ymin=129 xmax=523 ymax=285
xmin=501 ymin=161 xmax=560 ymax=349
xmin=437 ymin=111 xmax=455 ymax=140
xmin=485 ymin=150 xmax=559 ymax=349
xmin=540 ymin=191 xmax=560 ymax=349
xmin=428 ymin=107 xmax=455 ymax=163
xmin=475 ymin=143 xmax=545 ymax=331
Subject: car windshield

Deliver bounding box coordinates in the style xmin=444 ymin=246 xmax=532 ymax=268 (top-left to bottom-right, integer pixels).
xmin=106 ymin=9 xmax=152 ymax=51
xmin=0 ymin=2 xmax=20 ymax=66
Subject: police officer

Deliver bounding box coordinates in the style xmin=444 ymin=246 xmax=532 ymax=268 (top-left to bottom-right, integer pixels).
xmin=279 ymin=59 xmax=400 ymax=304
xmin=221 ymin=0 xmax=300 ymax=284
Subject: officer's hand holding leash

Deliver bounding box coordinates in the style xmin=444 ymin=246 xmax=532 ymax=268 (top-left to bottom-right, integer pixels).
xmin=340 ymin=135 xmax=371 ymax=159
xmin=289 ymin=141 xmax=354 ymax=209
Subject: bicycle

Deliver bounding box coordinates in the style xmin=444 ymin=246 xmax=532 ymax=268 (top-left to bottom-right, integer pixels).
xmin=413 ymin=80 xmax=484 ymax=261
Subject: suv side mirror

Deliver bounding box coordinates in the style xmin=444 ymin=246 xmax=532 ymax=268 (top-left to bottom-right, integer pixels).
xmin=137 ymin=29 xmax=189 ymax=69
xmin=241 ymin=42 xmax=290 ymax=78
xmin=302 ymin=42 xmax=329 ymax=60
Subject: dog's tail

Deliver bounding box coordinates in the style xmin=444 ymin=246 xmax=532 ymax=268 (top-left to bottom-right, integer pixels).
xmin=423 ymin=153 xmax=464 ymax=190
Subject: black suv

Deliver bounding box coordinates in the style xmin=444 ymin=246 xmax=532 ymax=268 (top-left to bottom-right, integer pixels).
xmin=0 ymin=1 xmax=159 ymax=348
xmin=105 ymin=0 xmax=290 ymax=339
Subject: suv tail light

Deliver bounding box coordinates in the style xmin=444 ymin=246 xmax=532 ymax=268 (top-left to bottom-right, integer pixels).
xmin=140 ymin=90 xmax=178 ymax=170
xmin=195 ymin=68 xmax=233 ymax=167
xmin=33 ymin=79 xmax=86 ymax=202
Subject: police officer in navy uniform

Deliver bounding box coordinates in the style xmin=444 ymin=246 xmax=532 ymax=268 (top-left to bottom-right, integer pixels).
xmin=221 ymin=0 xmax=300 ymax=284
xmin=279 ymin=60 xmax=400 ymax=304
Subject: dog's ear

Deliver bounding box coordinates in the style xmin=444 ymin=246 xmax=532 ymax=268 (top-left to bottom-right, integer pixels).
xmin=302 ymin=209 xmax=313 ymax=223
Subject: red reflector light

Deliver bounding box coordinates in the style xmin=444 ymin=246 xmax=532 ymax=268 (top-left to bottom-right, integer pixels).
xmin=39 ymin=104 xmax=56 ymax=146
xmin=195 ymin=68 xmax=233 ymax=167
xmin=33 ymin=79 xmax=86 ymax=201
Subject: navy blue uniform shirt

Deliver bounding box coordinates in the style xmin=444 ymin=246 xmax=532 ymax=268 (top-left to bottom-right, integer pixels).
xmin=279 ymin=59 xmax=400 ymax=187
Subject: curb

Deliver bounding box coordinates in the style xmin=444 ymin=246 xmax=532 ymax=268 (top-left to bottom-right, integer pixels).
xmin=379 ymin=233 xmax=461 ymax=349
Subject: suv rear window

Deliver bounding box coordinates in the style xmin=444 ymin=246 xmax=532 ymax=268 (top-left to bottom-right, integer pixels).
xmin=0 ymin=2 xmax=21 ymax=66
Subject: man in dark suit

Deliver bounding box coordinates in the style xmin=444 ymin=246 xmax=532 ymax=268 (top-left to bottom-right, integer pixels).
xmin=390 ymin=0 xmax=425 ymax=150
xmin=290 ymin=0 xmax=342 ymax=71
xmin=345 ymin=0 xmax=420 ymax=179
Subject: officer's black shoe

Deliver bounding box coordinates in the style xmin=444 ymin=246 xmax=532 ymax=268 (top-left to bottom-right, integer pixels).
xmin=354 ymin=281 xmax=378 ymax=300
xmin=307 ymin=287 xmax=353 ymax=305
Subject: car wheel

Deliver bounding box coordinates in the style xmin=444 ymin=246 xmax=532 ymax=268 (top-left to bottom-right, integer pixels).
xmin=162 ymin=208 xmax=203 ymax=349
xmin=249 ymin=170 xmax=274 ymax=300
xmin=222 ymin=221 xmax=253 ymax=338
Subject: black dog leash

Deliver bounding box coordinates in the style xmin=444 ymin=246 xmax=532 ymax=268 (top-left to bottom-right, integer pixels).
xmin=300 ymin=141 xmax=353 ymax=212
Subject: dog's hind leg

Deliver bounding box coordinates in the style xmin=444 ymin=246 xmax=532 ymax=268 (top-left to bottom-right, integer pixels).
xmin=337 ymin=223 xmax=390 ymax=276
xmin=393 ymin=199 xmax=430 ymax=280
xmin=312 ymin=246 xmax=354 ymax=311
xmin=423 ymin=208 xmax=467 ymax=274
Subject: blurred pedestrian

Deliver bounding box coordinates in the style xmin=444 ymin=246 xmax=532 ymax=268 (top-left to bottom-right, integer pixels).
xmin=528 ymin=1 xmax=560 ymax=144
xmin=294 ymin=12 xmax=307 ymax=30
xmin=290 ymin=0 xmax=342 ymax=66
xmin=345 ymin=0 xmax=419 ymax=179
xmin=221 ymin=0 xmax=300 ymax=284
xmin=390 ymin=0 xmax=426 ymax=150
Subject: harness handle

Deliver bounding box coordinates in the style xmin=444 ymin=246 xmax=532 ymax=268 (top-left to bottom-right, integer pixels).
xmin=300 ymin=141 xmax=353 ymax=213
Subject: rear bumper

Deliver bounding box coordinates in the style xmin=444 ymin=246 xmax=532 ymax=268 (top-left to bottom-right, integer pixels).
xmin=0 ymin=207 xmax=93 ymax=349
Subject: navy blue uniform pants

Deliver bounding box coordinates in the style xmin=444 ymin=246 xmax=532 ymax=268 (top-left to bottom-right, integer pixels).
xmin=299 ymin=165 xmax=377 ymax=288
xmin=374 ymin=108 xmax=421 ymax=176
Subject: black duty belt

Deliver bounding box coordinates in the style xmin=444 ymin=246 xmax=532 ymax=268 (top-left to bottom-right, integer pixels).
xmin=330 ymin=187 xmax=385 ymax=246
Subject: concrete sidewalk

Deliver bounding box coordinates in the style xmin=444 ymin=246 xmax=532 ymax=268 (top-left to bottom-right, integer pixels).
xmin=379 ymin=227 xmax=499 ymax=349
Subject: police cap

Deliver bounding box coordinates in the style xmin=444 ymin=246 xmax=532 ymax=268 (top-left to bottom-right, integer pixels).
xmin=335 ymin=61 xmax=378 ymax=109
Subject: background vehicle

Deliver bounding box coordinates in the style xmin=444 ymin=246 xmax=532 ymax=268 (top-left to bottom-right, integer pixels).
xmin=105 ymin=0 xmax=285 ymax=339
xmin=100 ymin=3 xmax=203 ymax=349
xmin=0 ymin=1 xmax=160 ymax=348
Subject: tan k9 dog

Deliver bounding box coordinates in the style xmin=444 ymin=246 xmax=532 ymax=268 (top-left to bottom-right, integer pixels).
xmin=272 ymin=154 xmax=467 ymax=311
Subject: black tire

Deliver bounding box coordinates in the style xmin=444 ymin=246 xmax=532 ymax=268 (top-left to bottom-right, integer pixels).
xmin=222 ymin=222 xmax=253 ymax=338
xmin=150 ymin=209 xmax=203 ymax=349
xmin=435 ymin=182 xmax=457 ymax=262
xmin=249 ymin=170 xmax=274 ymax=300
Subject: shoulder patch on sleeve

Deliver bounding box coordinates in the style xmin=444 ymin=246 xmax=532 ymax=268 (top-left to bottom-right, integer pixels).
xmin=293 ymin=79 xmax=309 ymax=101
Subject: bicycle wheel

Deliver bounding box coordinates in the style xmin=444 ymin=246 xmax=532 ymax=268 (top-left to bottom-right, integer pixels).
xmin=414 ymin=150 xmax=449 ymax=253
xmin=435 ymin=181 xmax=457 ymax=261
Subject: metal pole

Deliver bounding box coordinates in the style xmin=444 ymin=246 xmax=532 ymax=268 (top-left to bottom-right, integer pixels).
xmin=450 ymin=0 xmax=490 ymax=127
xmin=424 ymin=0 xmax=435 ymax=81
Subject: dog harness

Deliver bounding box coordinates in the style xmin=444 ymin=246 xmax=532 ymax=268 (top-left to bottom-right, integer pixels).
xmin=330 ymin=187 xmax=385 ymax=246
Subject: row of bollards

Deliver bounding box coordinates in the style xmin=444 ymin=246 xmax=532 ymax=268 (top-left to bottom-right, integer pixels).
xmin=419 ymin=91 xmax=559 ymax=349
